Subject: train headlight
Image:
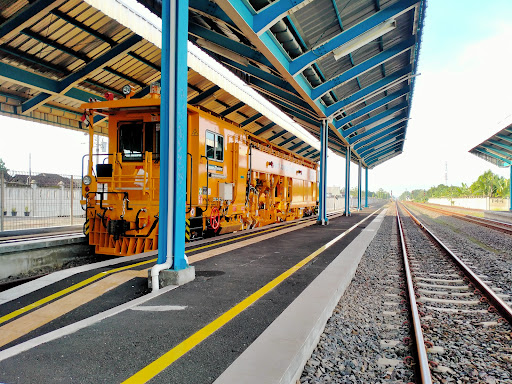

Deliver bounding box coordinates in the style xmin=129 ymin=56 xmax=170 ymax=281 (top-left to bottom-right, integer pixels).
xmin=122 ymin=85 xmax=132 ymax=95
xmin=83 ymin=175 xmax=92 ymax=186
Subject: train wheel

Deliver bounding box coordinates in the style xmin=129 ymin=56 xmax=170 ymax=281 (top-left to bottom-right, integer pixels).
xmin=210 ymin=207 xmax=220 ymax=231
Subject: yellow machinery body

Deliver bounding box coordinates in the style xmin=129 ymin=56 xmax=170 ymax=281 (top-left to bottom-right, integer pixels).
xmin=81 ymin=94 xmax=318 ymax=256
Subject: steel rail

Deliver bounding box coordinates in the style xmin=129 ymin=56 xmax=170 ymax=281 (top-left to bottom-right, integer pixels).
xmin=395 ymin=203 xmax=433 ymax=383
xmin=400 ymin=203 xmax=512 ymax=324
xmin=409 ymin=202 xmax=512 ymax=235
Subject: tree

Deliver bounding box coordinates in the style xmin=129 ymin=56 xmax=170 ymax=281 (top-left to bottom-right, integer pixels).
xmin=0 ymin=158 xmax=7 ymax=174
xmin=470 ymin=170 xmax=499 ymax=197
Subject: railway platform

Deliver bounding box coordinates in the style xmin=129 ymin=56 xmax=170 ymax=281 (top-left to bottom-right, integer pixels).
xmin=0 ymin=203 xmax=386 ymax=384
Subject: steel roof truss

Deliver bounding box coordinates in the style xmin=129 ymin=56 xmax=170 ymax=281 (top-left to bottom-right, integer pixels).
xmin=335 ymin=85 xmax=409 ymax=127
xmin=310 ymin=37 xmax=416 ymax=101
xmin=0 ymin=0 xmax=67 ymax=43
xmin=480 ymin=144 xmax=512 ymax=160
xmin=339 ymin=101 xmax=408 ymax=135
xmin=189 ymin=23 xmax=273 ymax=68
xmin=253 ymin=122 xmax=276 ymax=135
xmin=324 ymin=65 xmax=411 ymax=117
xmin=289 ymin=0 xmax=419 ymax=76
xmin=220 ymin=101 xmax=245 ymax=116
xmin=364 ymin=141 xmax=403 ymax=163
xmin=351 ymin=115 xmax=407 ymax=146
xmin=278 ymin=135 xmax=296 ymax=146
xmin=288 ymin=140 xmax=305 ymax=150
xmin=473 ymin=148 xmax=511 ymax=166
xmin=253 ymin=0 xmax=312 ymax=35
xmin=360 ymin=135 xmax=404 ymax=158
xmin=241 ymin=112 xmax=263 ymax=127
xmin=368 ymin=151 xmax=401 ymax=167
xmin=488 ymin=139 xmax=512 ymax=153
xmin=50 ymin=9 xmax=116 ymax=47
xmin=355 ymin=126 xmax=405 ymax=152
xmin=19 ymin=34 xmax=143 ymax=115
xmin=188 ymin=85 xmax=221 ymax=105
xmin=496 ymin=134 xmax=512 ymax=145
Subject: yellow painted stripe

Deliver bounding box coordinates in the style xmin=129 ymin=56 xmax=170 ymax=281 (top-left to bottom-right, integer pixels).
xmin=0 ymin=215 xmax=336 ymax=326
xmin=0 ymin=258 xmax=157 ymax=325
xmin=0 ymin=270 xmax=147 ymax=347
xmin=187 ymin=221 xmax=298 ymax=253
xmin=122 ymin=208 xmax=381 ymax=384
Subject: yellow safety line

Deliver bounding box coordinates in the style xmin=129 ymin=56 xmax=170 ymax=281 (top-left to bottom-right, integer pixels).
xmin=0 ymin=270 xmax=147 ymax=348
xmin=122 ymin=208 xmax=381 ymax=384
xmin=186 ymin=221 xmax=299 ymax=252
xmin=0 ymin=221 xmax=301 ymax=325
xmin=0 ymin=259 xmax=157 ymax=325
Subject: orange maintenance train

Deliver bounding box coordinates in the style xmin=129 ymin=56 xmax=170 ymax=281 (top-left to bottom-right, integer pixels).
xmin=80 ymin=84 xmax=318 ymax=256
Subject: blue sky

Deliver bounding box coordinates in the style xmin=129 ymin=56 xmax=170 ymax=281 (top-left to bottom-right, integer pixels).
xmin=1 ymin=1 xmax=511 ymax=195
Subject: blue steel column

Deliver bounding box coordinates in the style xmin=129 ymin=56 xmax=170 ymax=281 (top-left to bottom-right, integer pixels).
xmin=317 ymin=119 xmax=328 ymax=225
xmin=365 ymin=167 xmax=369 ymax=208
xmin=357 ymin=161 xmax=362 ymax=210
xmin=344 ymin=146 xmax=351 ymax=216
xmin=157 ymin=0 xmax=188 ymax=269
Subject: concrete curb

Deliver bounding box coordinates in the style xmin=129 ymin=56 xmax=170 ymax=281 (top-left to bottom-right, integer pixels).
xmin=214 ymin=208 xmax=388 ymax=384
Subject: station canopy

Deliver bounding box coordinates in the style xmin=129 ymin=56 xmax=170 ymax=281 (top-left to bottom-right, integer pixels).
xmin=469 ymin=123 xmax=512 ymax=168
xmin=0 ymin=0 xmax=426 ymax=168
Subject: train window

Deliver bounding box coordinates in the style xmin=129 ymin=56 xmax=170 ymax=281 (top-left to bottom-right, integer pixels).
xmin=119 ymin=122 xmax=143 ymax=161
xmin=216 ymin=135 xmax=224 ymax=161
xmin=206 ymin=131 xmax=224 ymax=162
xmin=206 ymin=131 xmax=215 ymax=159
xmin=144 ymin=123 xmax=160 ymax=159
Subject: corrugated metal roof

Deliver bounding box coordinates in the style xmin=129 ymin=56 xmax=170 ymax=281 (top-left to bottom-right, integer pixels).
xmin=0 ymin=0 xmax=427 ymax=166
xmin=469 ymin=123 xmax=512 ymax=168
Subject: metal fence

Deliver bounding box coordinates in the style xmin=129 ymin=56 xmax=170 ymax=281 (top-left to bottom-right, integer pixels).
xmin=0 ymin=170 xmax=85 ymax=232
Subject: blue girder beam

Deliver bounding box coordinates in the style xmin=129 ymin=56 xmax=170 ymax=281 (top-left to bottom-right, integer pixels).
xmin=289 ymin=0 xmax=419 ymax=75
xmin=268 ymin=129 xmax=287 ymax=141
xmin=19 ymin=34 xmax=143 ymax=114
xmin=350 ymin=114 xmax=407 ymax=145
xmin=479 ymin=144 xmax=512 ymax=161
xmin=279 ymin=135 xmax=296 ymax=146
xmin=188 ymin=85 xmax=220 ymax=105
xmin=335 ymin=86 xmax=410 ymax=128
xmin=360 ymin=135 xmax=404 ymax=158
xmin=220 ymin=101 xmax=245 ymax=117
xmin=189 ymin=24 xmax=273 ymax=68
xmin=473 ymin=148 xmax=511 ymax=166
xmin=0 ymin=61 xmax=105 ymax=103
xmin=364 ymin=141 xmax=403 ymax=162
xmin=289 ymin=140 xmax=305 ymax=150
xmin=253 ymin=122 xmax=276 ymax=135
xmin=253 ymin=0 xmax=309 ymax=35
xmin=367 ymin=150 xmax=402 ymax=166
xmin=216 ymin=57 xmax=300 ymax=96
xmin=488 ymin=140 xmax=512 ymax=153
xmin=241 ymin=113 xmax=263 ymax=127
xmin=339 ymin=101 xmax=408 ymax=135
xmin=497 ymin=134 xmax=512 ymax=145
xmin=0 ymin=0 xmax=61 ymax=40
xmin=50 ymin=9 xmax=116 ymax=47
xmin=189 ymin=0 xmax=236 ymax=27
xmin=296 ymin=145 xmax=311 ymax=154
xmin=355 ymin=127 xmax=405 ymax=152
xmin=311 ymin=37 xmax=416 ymax=100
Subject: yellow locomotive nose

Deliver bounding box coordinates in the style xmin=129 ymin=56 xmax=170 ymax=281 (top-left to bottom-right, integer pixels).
xmin=80 ymin=94 xmax=318 ymax=256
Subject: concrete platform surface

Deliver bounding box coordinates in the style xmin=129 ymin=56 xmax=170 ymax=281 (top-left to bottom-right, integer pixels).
xmin=0 ymin=204 xmax=386 ymax=384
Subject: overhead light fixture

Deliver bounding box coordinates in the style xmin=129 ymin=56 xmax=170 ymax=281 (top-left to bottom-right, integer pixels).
xmin=333 ymin=19 xmax=396 ymax=61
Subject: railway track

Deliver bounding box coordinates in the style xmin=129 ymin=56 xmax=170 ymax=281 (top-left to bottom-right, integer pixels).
xmin=408 ymin=202 xmax=512 ymax=235
xmin=396 ymin=203 xmax=512 ymax=383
